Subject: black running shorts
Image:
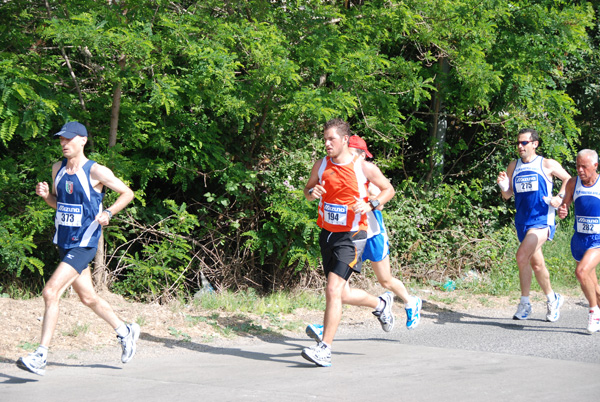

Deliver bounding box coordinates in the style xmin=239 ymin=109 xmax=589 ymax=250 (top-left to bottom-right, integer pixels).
xmin=319 ymin=229 xmax=367 ymax=280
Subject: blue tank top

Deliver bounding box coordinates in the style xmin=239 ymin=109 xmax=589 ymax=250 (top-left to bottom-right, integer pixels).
xmin=53 ymin=159 xmax=105 ymax=248
xmin=573 ymin=175 xmax=600 ymax=235
xmin=512 ymin=155 xmax=554 ymax=226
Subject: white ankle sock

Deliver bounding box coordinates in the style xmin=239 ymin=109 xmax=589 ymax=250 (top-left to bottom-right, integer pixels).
xmin=36 ymin=345 xmax=48 ymax=359
xmin=546 ymin=292 xmax=556 ymax=302
xmin=520 ymin=296 xmax=530 ymax=304
xmin=405 ymin=296 xmax=417 ymax=308
xmin=115 ymin=323 xmax=129 ymax=338
xmin=376 ymin=298 xmax=385 ymax=312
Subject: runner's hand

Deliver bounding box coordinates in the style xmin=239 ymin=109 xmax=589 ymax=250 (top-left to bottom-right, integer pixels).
xmin=95 ymin=211 xmax=111 ymax=226
xmin=309 ymin=181 xmax=327 ymax=199
xmin=558 ymin=203 xmax=568 ymax=219
xmin=352 ymin=196 xmax=371 ymax=214
xmin=497 ymin=172 xmax=509 ymax=192
xmin=36 ymin=182 xmax=50 ymax=199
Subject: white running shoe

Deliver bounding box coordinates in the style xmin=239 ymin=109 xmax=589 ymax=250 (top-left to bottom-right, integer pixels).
xmin=373 ymin=292 xmax=395 ymax=332
xmin=16 ymin=351 xmax=47 ymax=376
xmin=305 ymin=324 xmax=323 ymax=342
xmin=546 ymin=293 xmax=564 ymax=322
xmin=118 ymin=323 xmax=140 ymax=363
xmin=513 ymin=301 xmax=532 ymax=320
xmin=587 ymin=310 xmax=600 ymax=334
xmin=301 ymin=342 xmax=331 ymax=367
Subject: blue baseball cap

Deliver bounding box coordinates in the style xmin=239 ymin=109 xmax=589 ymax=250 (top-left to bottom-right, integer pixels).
xmin=54 ymin=121 xmax=88 ymax=139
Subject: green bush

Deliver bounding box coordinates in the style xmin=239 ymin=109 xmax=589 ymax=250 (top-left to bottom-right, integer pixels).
xmin=384 ymin=179 xmax=513 ymax=282
xmin=111 ymin=200 xmax=199 ymax=302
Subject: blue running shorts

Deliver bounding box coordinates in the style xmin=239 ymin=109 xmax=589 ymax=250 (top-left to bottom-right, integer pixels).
xmin=515 ymin=224 xmax=555 ymax=243
xmin=58 ymin=247 xmax=97 ymax=274
xmin=363 ymin=210 xmax=390 ymax=263
xmin=363 ymin=232 xmax=389 ymax=263
xmin=571 ymin=233 xmax=600 ymax=262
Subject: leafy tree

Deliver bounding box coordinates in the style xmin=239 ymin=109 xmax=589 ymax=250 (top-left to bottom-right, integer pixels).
xmin=0 ymin=0 xmax=596 ymax=300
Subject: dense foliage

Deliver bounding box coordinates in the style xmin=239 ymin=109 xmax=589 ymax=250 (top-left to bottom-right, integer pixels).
xmin=0 ymin=0 xmax=597 ymax=301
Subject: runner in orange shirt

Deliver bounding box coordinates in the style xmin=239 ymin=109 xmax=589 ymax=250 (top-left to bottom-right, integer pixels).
xmin=301 ymin=119 xmax=395 ymax=367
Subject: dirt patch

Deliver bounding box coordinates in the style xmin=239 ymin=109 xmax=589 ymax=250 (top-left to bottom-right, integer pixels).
xmin=0 ymin=287 xmax=585 ymax=365
xmin=0 ymin=290 xmax=325 ymax=364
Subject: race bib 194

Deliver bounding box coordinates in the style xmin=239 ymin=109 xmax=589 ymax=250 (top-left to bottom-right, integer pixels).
xmin=56 ymin=202 xmax=83 ymax=227
xmin=324 ymin=202 xmax=348 ymax=226
xmin=577 ymin=216 xmax=600 ymax=234
xmin=515 ymin=175 xmax=539 ymax=193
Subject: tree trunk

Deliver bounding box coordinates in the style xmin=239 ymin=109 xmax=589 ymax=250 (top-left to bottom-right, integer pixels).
xmin=425 ymin=57 xmax=449 ymax=187
xmin=93 ymin=234 xmax=107 ymax=290
xmin=93 ymin=54 xmax=127 ymax=291
xmin=109 ymin=55 xmax=126 ymax=147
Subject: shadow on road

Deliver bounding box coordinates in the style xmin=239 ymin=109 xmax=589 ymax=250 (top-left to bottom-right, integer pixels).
xmin=422 ymin=299 xmax=588 ymax=335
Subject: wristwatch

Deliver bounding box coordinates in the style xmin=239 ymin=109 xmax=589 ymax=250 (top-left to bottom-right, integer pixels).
xmin=104 ymin=209 xmax=113 ymax=219
xmin=368 ymin=199 xmax=380 ymax=210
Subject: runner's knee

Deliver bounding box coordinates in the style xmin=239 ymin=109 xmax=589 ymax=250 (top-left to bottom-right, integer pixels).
xmin=78 ymin=292 xmax=99 ymax=308
xmin=378 ymin=277 xmax=393 ymax=290
xmin=41 ymin=287 xmax=60 ymax=304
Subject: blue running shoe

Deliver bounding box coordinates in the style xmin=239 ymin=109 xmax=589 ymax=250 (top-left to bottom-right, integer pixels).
xmin=306 ymin=324 xmax=323 ymax=342
xmin=405 ymin=297 xmax=422 ymax=330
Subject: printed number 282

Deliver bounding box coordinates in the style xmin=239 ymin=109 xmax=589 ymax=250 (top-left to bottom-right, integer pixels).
xmin=583 ymin=223 xmax=595 ymax=232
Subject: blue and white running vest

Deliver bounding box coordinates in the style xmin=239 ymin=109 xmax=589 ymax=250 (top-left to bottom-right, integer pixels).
xmin=53 ymin=159 xmax=105 ymax=249
xmin=573 ymin=175 xmax=600 ymax=235
xmin=512 ymin=155 xmax=554 ymax=226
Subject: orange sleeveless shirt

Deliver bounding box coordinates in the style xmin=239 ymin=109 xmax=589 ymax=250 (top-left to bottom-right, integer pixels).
xmin=316 ymin=155 xmax=369 ymax=232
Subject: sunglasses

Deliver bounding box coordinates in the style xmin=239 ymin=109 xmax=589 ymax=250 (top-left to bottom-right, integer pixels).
xmin=515 ymin=141 xmax=534 ymax=146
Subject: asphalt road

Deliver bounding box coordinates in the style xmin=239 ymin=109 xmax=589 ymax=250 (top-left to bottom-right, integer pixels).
xmin=1 ymin=297 xmax=599 ymax=401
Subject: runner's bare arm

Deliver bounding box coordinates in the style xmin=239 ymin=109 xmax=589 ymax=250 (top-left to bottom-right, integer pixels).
xmin=544 ymin=158 xmax=571 ymax=195
xmin=91 ymin=164 xmax=134 ymax=225
xmin=544 ymin=158 xmax=571 ymax=207
xmin=498 ymin=160 xmax=516 ymax=200
xmin=362 ymin=161 xmax=394 ymax=206
xmin=304 ymin=159 xmax=326 ymax=201
xmin=558 ymin=177 xmax=576 ymax=219
xmin=36 ymin=162 xmax=62 ymax=209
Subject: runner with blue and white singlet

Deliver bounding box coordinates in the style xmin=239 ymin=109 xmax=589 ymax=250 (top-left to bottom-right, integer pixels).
xmin=348 ymin=137 xmax=422 ymax=329
xmin=53 ymin=159 xmax=105 ymax=249
xmin=17 ymin=121 xmax=139 ymax=376
xmin=497 ymin=128 xmax=570 ymax=323
xmin=558 ymin=149 xmax=600 ymax=333
xmin=512 ymin=155 xmax=555 ymax=235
